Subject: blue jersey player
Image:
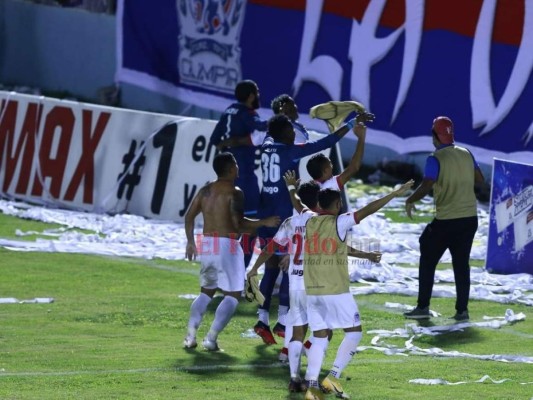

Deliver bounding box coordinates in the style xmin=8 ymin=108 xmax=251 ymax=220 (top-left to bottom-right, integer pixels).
xmin=253 ymin=113 xmax=359 ymax=345
xmin=209 ymin=80 xmax=267 ymax=217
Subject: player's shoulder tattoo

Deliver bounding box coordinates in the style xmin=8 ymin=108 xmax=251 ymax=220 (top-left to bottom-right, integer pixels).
xmin=199 ymin=183 xmax=211 ymax=198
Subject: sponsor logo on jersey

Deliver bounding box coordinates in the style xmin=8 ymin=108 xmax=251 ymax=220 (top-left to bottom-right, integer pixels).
xmin=263 ymin=186 xmax=279 ymax=194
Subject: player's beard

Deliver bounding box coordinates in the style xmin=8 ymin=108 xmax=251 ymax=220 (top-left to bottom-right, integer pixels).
xmin=252 ymin=96 xmax=260 ymax=110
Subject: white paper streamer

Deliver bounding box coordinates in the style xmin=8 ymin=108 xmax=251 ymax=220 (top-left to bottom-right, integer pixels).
xmin=360 ymin=309 xmax=533 ymax=364
xmin=0 ymin=297 xmax=54 ymax=304
xmin=409 ymin=375 xmax=512 ymax=385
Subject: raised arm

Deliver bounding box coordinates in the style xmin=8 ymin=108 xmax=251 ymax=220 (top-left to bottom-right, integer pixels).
xmin=337 ymin=112 xmax=374 ymax=185
xmin=357 ymin=180 xmax=414 ymax=222
xmin=337 ymin=125 xmax=365 ymax=186
xmin=283 ymin=170 xmax=305 ymax=213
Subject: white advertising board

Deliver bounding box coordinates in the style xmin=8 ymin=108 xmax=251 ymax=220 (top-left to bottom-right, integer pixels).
xmin=0 ymin=91 xmax=343 ymax=222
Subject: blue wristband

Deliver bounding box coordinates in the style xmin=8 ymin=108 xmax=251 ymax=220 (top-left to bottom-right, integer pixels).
xmin=345 ymin=118 xmax=356 ymax=130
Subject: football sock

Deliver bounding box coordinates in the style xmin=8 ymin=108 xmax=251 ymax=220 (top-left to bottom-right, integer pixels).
xmin=187 ymin=292 xmax=212 ymax=337
xmin=329 ymin=331 xmax=362 ymax=378
xmin=288 ymin=340 xmax=303 ymax=379
xmin=305 ymin=336 xmax=328 ymax=381
xmin=284 ymin=323 xmax=293 ymax=347
xmin=258 ymin=308 xmax=269 ymax=326
xmin=208 ymin=296 xmax=239 ymax=340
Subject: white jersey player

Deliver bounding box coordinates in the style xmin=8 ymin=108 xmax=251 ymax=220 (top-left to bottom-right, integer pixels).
xmin=247 ymin=178 xmax=321 ymax=393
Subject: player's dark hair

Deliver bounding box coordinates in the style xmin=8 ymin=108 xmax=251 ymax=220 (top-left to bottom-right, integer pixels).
xmin=271 ymin=94 xmax=292 ymax=114
xmin=213 ymin=152 xmax=235 ymax=177
xmin=318 ymin=188 xmax=341 ymax=209
xmin=297 ymin=180 xmax=320 ymax=209
xmin=235 ymin=80 xmax=257 ymax=102
xmin=306 ymin=153 xmax=330 ymax=180
xmin=268 ymin=114 xmax=292 ymax=141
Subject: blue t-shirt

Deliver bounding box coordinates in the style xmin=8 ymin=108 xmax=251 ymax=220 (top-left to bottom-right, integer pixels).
xmin=257 ymin=134 xmax=341 ymax=239
xmin=210 ymin=102 xmax=267 ymax=214
xmin=424 ymin=144 xmax=480 ymax=180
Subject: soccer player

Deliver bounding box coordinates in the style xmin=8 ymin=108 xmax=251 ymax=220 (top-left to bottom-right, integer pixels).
xmin=183 ymin=153 xmax=279 ymax=351
xmin=248 ymin=171 xmax=382 ymax=393
xmin=252 ymin=113 xmax=359 ymax=345
xmin=218 ymin=93 xmax=310 ymax=148
xmin=209 ymin=80 xmax=267 ymax=268
xmin=247 ymin=179 xmax=320 ymax=392
xmin=270 ymin=94 xmax=310 ymax=144
xmin=306 ymin=111 xmax=374 ymax=191
xmin=303 ymin=182 xmax=413 ymax=400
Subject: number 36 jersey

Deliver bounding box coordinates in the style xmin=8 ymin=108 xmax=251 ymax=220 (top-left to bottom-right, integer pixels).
xmin=272 ymin=209 xmax=317 ymax=291
xmin=257 ymin=134 xmax=340 ymax=239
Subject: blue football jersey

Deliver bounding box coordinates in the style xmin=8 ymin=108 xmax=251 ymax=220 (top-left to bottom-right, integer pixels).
xmin=209 ymin=102 xmax=267 ymax=214
xmin=257 ymin=134 xmax=341 ymax=238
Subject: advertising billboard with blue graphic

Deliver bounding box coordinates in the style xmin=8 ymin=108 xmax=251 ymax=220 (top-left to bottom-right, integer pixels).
xmin=486 ymin=159 xmax=533 ymax=274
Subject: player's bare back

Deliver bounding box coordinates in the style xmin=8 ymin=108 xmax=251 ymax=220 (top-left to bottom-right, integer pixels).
xmin=199 ymin=181 xmax=243 ymax=238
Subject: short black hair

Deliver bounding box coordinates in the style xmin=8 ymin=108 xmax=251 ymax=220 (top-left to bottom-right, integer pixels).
xmin=318 ymin=188 xmax=341 ymax=209
xmin=297 ymin=181 xmax=320 ymax=209
xmin=213 ymin=152 xmax=235 ymax=177
xmin=267 ymin=114 xmax=292 ymax=141
xmin=235 ymin=80 xmax=257 ymax=102
xmin=306 ymin=153 xmax=330 ymax=180
xmin=271 ymin=94 xmax=292 ymax=114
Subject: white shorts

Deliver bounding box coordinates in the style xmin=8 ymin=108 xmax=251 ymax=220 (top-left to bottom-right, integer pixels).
xmin=288 ymin=289 xmax=308 ymax=327
xmin=198 ymin=237 xmax=244 ymax=292
xmin=307 ymin=292 xmax=361 ymax=331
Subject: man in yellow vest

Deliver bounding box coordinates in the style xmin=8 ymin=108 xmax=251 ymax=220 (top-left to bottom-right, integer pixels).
xmin=403 ymin=116 xmax=485 ymax=322
xmin=303 ymin=182 xmax=413 ymax=400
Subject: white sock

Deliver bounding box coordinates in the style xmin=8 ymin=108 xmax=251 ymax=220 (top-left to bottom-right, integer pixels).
xmin=187 ymin=293 xmax=212 ymax=338
xmin=207 ymin=296 xmax=239 ymax=341
xmin=258 ymin=308 xmax=269 ymax=326
xmin=284 ymin=324 xmax=293 ymax=348
xmin=304 ymin=336 xmax=328 ymax=381
xmin=277 ymin=305 xmax=289 ymax=326
xmin=288 ymin=340 xmax=303 ymax=379
xmin=329 ymin=331 xmax=362 ymax=378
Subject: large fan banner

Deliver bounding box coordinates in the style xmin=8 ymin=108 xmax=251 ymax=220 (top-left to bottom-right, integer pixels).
xmin=486 ymin=158 xmax=533 ymax=274
xmin=117 ymin=0 xmax=533 ymax=164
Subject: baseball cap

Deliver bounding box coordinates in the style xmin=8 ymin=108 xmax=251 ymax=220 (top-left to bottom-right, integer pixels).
xmin=432 ymin=116 xmax=454 ymax=144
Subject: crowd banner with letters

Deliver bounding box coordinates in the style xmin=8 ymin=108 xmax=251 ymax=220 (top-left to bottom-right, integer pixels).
xmin=486 ymin=158 xmax=533 ymax=274
xmin=0 ymin=91 xmax=341 ymax=222
xmin=116 ymin=0 xmax=533 ymax=165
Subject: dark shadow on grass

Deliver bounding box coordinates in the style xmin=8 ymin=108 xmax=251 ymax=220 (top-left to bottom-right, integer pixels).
xmin=172 ymin=347 xmax=239 ymax=376
xmin=243 ymin=342 xmax=333 ymax=398
xmin=415 ymin=319 xmax=435 ymax=328
xmin=418 ymin=327 xmax=483 ymax=347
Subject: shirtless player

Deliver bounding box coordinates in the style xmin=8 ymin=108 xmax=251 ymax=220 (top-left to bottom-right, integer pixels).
xmin=183 ymin=152 xmax=280 ymax=351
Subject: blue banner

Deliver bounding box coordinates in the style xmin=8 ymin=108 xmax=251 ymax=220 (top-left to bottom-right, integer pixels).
xmin=486 ymin=159 xmax=533 ymax=274
xmin=117 ymin=0 xmax=533 ymax=164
